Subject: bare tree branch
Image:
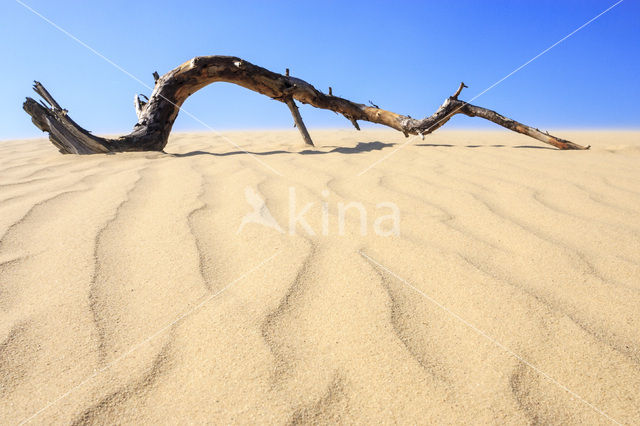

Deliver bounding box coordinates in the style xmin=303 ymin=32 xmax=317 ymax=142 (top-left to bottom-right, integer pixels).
xmin=23 ymin=55 xmax=590 ymax=154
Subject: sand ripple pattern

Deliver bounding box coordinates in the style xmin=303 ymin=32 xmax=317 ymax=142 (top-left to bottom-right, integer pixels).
xmin=0 ymin=131 xmax=639 ymax=424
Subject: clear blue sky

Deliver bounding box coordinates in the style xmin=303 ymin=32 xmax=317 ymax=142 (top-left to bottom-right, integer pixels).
xmin=1 ymin=0 xmax=638 ymax=140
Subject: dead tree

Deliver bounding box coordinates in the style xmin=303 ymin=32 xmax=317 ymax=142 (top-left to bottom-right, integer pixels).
xmin=22 ymin=55 xmax=590 ymax=154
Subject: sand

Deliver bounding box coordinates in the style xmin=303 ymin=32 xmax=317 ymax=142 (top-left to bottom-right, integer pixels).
xmin=0 ymin=129 xmax=639 ymax=424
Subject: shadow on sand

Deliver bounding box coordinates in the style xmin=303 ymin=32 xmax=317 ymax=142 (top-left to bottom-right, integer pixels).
xmin=415 ymin=143 xmax=555 ymax=150
xmin=170 ymin=140 xmax=555 ymax=157
xmin=171 ymin=141 xmax=395 ymax=157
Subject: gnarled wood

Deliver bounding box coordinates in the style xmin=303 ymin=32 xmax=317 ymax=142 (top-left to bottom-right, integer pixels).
xmin=23 ymin=55 xmax=590 ymax=154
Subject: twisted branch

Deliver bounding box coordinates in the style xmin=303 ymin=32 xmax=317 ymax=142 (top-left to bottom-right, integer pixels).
xmin=23 ymin=55 xmax=589 ymax=154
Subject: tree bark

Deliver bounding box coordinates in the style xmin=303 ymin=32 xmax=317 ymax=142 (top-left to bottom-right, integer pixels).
xmin=22 ymin=55 xmax=590 ymax=154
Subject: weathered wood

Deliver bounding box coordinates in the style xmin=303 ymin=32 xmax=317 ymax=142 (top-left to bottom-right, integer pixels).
xmin=285 ymin=97 xmax=314 ymax=146
xmin=134 ymin=94 xmax=148 ymax=120
xmin=23 ymin=55 xmax=590 ymax=154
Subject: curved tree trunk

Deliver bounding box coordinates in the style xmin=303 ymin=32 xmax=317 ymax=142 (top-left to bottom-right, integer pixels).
xmin=23 ymin=55 xmax=590 ymax=154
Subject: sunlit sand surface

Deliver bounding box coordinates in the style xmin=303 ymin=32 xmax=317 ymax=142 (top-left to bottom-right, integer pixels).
xmin=1 ymin=130 xmax=639 ymax=424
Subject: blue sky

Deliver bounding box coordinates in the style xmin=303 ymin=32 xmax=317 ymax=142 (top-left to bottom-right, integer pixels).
xmin=1 ymin=0 xmax=638 ymax=140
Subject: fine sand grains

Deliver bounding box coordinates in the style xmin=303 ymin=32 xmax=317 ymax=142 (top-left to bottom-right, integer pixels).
xmin=0 ymin=130 xmax=639 ymax=424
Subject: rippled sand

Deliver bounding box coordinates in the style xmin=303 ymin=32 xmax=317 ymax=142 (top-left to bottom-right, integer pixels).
xmin=1 ymin=130 xmax=639 ymax=424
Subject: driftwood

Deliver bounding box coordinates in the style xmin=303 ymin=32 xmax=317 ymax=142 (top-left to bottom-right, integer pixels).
xmin=23 ymin=55 xmax=590 ymax=154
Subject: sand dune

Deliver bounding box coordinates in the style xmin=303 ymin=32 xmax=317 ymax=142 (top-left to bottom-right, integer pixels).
xmin=1 ymin=130 xmax=639 ymax=424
